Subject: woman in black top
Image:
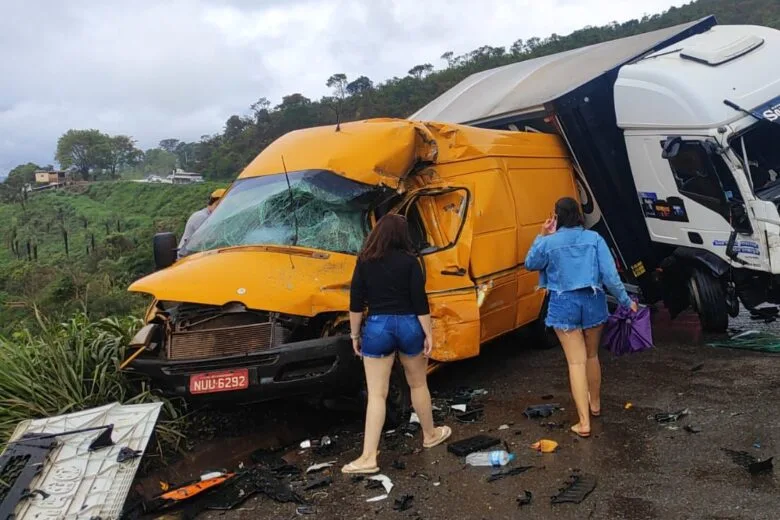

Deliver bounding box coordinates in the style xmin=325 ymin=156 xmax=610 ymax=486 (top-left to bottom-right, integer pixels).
xmin=342 ymin=214 xmax=452 ymax=474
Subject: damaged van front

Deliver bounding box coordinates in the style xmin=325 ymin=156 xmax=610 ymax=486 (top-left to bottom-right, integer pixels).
xmin=125 ymin=120 xmax=436 ymax=403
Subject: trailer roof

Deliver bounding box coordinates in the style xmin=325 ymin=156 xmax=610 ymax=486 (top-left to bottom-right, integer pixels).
xmin=410 ymin=17 xmax=716 ymax=125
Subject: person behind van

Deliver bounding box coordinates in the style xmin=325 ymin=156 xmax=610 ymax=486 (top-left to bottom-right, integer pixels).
xmin=177 ymin=188 xmax=225 ymax=258
xmin=343 ymin=214 xmax=452 ymax=474
xmin=525 ymin=197 xmax=637 ymax=438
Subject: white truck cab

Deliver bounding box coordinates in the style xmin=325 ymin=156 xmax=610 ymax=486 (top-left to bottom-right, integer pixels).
xmin=412 ymin=17 xmax=780 ymax=331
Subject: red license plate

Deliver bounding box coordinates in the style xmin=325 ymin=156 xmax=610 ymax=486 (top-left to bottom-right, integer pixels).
xmin=189 ymin=369 xmax=249 ymax=395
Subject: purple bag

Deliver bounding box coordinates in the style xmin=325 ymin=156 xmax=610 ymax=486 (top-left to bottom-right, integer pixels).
xmin=601 ymin=306 xmax=653 ymax=356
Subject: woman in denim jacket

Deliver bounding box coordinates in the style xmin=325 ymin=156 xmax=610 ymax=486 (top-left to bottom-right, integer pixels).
xmin=526 ymin=197 xmax=637 ymax=437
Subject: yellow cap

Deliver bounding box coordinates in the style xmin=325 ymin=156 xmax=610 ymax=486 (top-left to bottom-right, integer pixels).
xmin=210 ymin=188 xmax=226 ymax=199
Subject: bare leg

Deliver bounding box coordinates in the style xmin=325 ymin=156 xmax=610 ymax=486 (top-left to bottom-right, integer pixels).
xmin=583 ymin=325 xmax=604 ymax=414
xmin=398 ymin=352 xmax=438 ymax=444
xmin=348 ymin=355 xmax=395 ymax=470
xmin=556 ymin=329 xmax=590 ymax=434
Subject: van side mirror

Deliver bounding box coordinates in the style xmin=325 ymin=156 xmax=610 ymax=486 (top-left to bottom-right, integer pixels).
xmin=661 ymin=137 xmax=682 ymax=159
xmin=153 ymin=232 xmax=178 ymax=270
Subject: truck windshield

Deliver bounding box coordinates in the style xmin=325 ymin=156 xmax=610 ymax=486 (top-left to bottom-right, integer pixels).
xmin=731 ymin=121 xmax=780 ymax=198
xmin=184 ymin=170 xmax=377 ymax=255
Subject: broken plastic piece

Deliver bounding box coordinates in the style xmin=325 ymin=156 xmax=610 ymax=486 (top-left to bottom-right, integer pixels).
xmin=531 ymin=440 xmax=559 ymax=453
xmin=486 ymin=466 xmax=534 ymax=482
xmin=498 ymin=424 xmax=510 ymax=430
xmin=654 ymin=409 xmax=689 ymax=423
xmin=296 ymin=505 xmax=316 ymax=515
xmin=117 ymin=447 xmax=142 ymax=463
xmin=551 ymin=471 xmax=597 ymax=504
xmin=624 ymin=402 xmax=634 ymax=410
xmin=523 ymin=404 xmax=560 ymax=419
xmin=393 ymin=495 xmax=414 ymax=512
xmin=455 ymin=406 xmax=485 ymax=423
xmin=684 ymin=425 xmax=702 ymax=434
xmin=306 ymin=461 xmax=336 ymax=474
xmin=447 ymin=435 xmax=501 ymax=457
xmin=517 ymin=490 xmax=533 ymax=507
xmin=451 ymin=404 xmax=467 ymax=413
xmin=366 ymin=494 xmax=388 ymax=503
xmin=723 ymin=449 xmax=774 ymax=474
xmin=303 ymin=475 xmax=332 ymax=491
xmin=749 ymin=457 xmax=774 ymax=475
xmin=368 ymin=474 xmax=393 ymax=494
xmin=409 ymin=412 xmax=420 ymax=424
xmin=88 ymin=425 xmax=116 ymax=451
xmin=300 ymin=440 xmax=312 ymax=449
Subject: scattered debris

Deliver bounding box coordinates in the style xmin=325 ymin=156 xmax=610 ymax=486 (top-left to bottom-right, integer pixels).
xmin=498 ymin=424 xmax=510 ymax=430
xmin=624 ymin=402 xmax=634 ymax=410
xmin=300 ymin=440 xmax=313 ymax=449
xmin=300 ymin=436 xmax=333 ymax=450
xmin=684 ymin=425 xmax=702 ymax=434
xmin=486 ymin=466 xmax=534 ymax=482
xmin=517 ymin=490 xmax=533 ymax=507
xmin=366 ymin=494 xmax=388 ymax=503
xmin=393 ymin=494 xmax=414 ymax=512
xmin=709 ymin=330 xmax=780 ymax=353
xmin=368 ymin=474 xmax=394 ymax=494
xmin=523 ymin=404 xmax=560 ymax=419
xmin=447 ymin=435 xmax=501 ymax=457
xmin=392 ymin=460 xmax=407 ymax=470
xmin=410 ymin=412 xmax=420 ymax=424
xmin=722 ymin=449 xmax=774 ymax=475
xmin=451 ymin=404 xmax=468 ymax=413
xmin=551 ymin=471 xmax=597 ymax=504
xmin=454 ymin=406 xmax=485 ymax=423
xmin=296 ymin=505 xmax=317 ymax=515
xmin=303 ymin=475 xmax=333 ymax=491
xmin=142 ymin=472 xmax=236 ymax=513
xmin=412 ymin=472 xmax=430 ymax=481
xmin=690 ymin=363 xmax=705 ymax=372
xmin=531 ymin=439 xmax=559 ymax=453
xmin=754 ymin=441 xmax=762 ymax=449
xmin=306 ymin=461 xmax=336 ymax=474
xmin=541 ymin=394 xmax=555 ymax=400
xmin=654 ymin=409 xmax=689 ymax=423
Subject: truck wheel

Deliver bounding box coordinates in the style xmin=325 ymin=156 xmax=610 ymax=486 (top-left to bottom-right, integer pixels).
xmin=532 ymin=293 xmax=560 ymax=349
xmin=359 ymin=359 xmax=411 ymax=429
xmin=689 ymin=269 xmax=728 ymax=333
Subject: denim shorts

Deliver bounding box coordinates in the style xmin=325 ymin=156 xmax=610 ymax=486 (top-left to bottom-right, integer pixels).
xmin=545 ymin=288 xmax=608 ymax=331
xmin=361 ymin=314 xmax=425 ymax=359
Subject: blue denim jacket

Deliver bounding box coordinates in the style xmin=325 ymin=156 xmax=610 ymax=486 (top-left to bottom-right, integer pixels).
xmin=525 ymin=226 xmax=632 ymax=308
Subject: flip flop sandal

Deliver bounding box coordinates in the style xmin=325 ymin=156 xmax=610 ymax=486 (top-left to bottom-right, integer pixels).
xmin=341 ymin=462 xmax=380 ymax=475
xmin=423 ymin=426 xmax=452 ymax=449
xmin=570 ymin=424 xmax=591 ymax=438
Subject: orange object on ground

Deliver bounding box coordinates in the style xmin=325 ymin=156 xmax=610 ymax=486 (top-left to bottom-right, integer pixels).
xmin=531 ymin=439 xmax=559 ymax=453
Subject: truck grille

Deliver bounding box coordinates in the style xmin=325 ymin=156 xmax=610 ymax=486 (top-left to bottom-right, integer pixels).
xmin=168 ymin=322 xmax=290 ymax=361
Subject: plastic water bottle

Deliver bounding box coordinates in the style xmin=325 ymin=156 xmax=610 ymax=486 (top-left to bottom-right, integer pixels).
xmin=465 ymin=450 xmax=515 ymax=467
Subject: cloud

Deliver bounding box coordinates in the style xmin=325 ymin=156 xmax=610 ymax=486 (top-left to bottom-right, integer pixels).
xmin=0 ymin=0 xmax=687 ymax=174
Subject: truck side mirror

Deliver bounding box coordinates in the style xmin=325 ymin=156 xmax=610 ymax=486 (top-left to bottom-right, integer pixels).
xmin=661 ymin=137 xmax=682 ymax=159
xmin=153 ymin=232 xmax=178 ymax=270
xmin=729 ymin=201 xmax=753 ymax=234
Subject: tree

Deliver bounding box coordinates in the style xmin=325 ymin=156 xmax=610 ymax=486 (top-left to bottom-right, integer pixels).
xmin=346 ymin=76 xmax=373 ymax=95
xmin=326 ymin=73 xmax=348 ymax=100
xmin=250 ymin=97 xmax=271 ymax=123
xmin=142 ymin=148 xmax=177 ymax=175
xmin=277 ymin=93 xmax=311 ymax=109
xmin=408 ymin=64 xmax=434 ymax=79
xmin=158 ymin=139 xmax=180 ymax=153
xmin=55 ymin=129 xmax=110 ymax=181
xmin=103 ymin=135 xmax=142 ymax=178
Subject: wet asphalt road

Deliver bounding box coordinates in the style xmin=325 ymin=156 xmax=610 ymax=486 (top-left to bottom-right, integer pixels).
xmin=139 ymin=310 xmax=780 ymax=519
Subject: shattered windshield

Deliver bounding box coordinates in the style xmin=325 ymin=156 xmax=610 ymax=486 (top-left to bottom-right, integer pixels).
xmin=184 ymin=170 xmax=378 ymax=255
xmin=731 ymin=121 xmax=780 ymax=198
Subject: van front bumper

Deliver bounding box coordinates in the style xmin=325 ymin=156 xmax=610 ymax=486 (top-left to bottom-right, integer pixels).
xmin=126 ymin=335 xmax=360 ymax=402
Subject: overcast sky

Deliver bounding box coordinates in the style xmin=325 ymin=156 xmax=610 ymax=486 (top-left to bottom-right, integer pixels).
xmin=0 ymin=0 xmax=689 ymax=175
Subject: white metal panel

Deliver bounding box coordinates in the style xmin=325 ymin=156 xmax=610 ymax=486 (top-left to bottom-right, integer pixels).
xmin=6 ymin=402 xmax=163 ymax=520
xmin=410 ymin=20 xmax=705 ymax=124
xmin=615 ymin=25 xmax=780 ymax=130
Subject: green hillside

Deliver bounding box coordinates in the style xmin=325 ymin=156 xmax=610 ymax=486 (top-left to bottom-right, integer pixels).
xmin=0 ymin=182 xmax=220 ymax=332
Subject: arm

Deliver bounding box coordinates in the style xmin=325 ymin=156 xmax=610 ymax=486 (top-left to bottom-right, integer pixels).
xmin=349 ymin=262 xmax=366 ymax=356
xmin=410 ymin=258 xmax=434 ymax=356
xmin=596 ymin=236 xmax=633 ymax=309
xmin=177 ymin=214 xmax=198 ymax=257
xmin=524 ymin=235 xmax=548 ymax=271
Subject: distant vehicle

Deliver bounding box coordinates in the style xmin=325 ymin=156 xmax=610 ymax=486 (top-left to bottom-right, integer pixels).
xmin=125 ymin=118 xmax=577 ymax=421
xmin=168 ymin=171 xmax=204 ymax=184
xmin=412 ymin=16 xmax=780 ymax=332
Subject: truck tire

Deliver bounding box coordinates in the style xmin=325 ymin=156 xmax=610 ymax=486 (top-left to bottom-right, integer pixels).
xmin=688 ymin=269 xmax=728 ymax=333
xmin=532 ymin=293 xmax=560 ymax=350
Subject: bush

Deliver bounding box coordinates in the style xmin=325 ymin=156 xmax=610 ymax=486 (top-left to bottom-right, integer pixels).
xmin=0 ymin=311 xmax=183 ymax=452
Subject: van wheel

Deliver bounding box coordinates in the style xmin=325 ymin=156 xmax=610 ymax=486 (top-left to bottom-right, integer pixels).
xmin=689 ymin=268 xmax=728 ymax=333
xmin=533 ymin=294 xmax=560 ymax=350
xmin=359 ymin=359 xmax=411 ymax=429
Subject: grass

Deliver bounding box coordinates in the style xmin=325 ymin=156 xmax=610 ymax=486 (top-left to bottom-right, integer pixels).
xmin=0 ymin=310 xmax=185 ymax=453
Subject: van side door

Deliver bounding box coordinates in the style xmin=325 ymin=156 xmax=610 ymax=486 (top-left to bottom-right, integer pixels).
xmin=401 ymin=187 xmax=481 ymax=362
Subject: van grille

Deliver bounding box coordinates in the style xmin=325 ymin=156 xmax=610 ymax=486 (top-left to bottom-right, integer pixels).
xmin=168 ymin=322 xmax=290 ymax=361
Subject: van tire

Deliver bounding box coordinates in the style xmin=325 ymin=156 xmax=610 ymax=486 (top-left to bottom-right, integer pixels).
xmin=533 ymin=294 xmax=560 ymax=350
xmin=688 ymin=268 xmax=728 ymax=333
